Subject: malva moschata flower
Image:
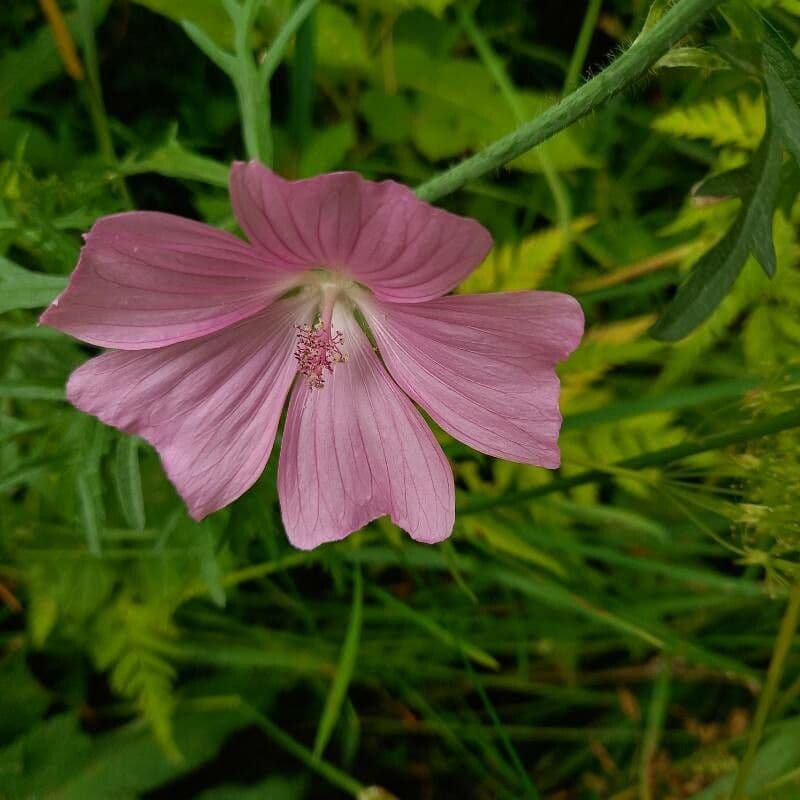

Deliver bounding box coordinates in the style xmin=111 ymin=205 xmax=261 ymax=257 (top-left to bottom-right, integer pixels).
xmin=41 ymin=162 xmax=584 ymax=550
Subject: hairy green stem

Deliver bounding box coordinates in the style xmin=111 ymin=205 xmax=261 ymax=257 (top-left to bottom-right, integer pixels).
xmin=460 ymin=407 xmax=800 ymax=515
xmin=415 ymin=0 xmax=723 ymax=202
xmin=730 ymin=584 xmax=800 ymax=800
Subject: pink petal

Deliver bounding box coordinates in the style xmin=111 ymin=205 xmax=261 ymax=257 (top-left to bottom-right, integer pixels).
xmin=229 ymin=161 xmax=492 ymax=303
xmin=361 ymin=292 xmax=584 ymax=468
xmin=277 ymin=309 xmax=454 ymax=550
xmin=67 ymin=295 xmax=314 ymax=520
xmin=41 ymin=211 xmax=296 ymax=349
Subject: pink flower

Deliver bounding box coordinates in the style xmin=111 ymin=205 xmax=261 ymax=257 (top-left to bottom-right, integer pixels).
xmin=41 ymin=163 xmax=584 ymax=550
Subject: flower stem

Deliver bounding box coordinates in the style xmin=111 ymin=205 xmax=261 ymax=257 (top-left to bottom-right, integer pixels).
xmin=184 ymin=0 xmax=299 ymax=164
xmin=260 ymin=0 xmax=319 ymax=81
xmin=729 ymin=583 xmax=800 ymax=800
xmin=415 ymin=0 xmax=723 ymax=203
xmin=229 ymin=0 xmax=273 ymax=164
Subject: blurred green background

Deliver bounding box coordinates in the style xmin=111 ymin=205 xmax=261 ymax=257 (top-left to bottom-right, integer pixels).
xmin=2 ymin=1 xmax=800 ymax=798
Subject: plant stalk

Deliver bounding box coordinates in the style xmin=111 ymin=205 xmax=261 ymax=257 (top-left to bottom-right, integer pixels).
xmin=729 ymin=583 xmax=800 ymax=799
xmin=415 ymin=0 xmax=723 ymax=202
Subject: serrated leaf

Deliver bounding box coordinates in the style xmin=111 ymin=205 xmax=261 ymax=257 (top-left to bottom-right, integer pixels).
xmin=458 ymin=215 xmax=596 ymax=294
xmin=652 ymin=122 xmax=783 ymax=341
xmin=763 ymin=29 xmax=800 ymax=164
xmin=652 ymin=93 xmax=765 ymax=149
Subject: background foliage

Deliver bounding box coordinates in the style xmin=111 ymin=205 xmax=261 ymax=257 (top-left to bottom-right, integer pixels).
xmin=2 ymin=0 xmax=800 ymax=798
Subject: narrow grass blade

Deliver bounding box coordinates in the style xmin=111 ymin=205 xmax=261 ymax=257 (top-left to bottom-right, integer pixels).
xmin=113 ymin=435 xmax=145 ymax=531
xmin=313 ymin=566 xmax=363 ymax=758
xmin=370 ymin=585 xmax=500 ymax=671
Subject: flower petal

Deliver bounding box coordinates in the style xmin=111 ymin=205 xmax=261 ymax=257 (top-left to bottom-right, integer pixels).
xmin=41 ymin=211 xmax=295 ymax=349
xmin=361 ymin=291 xmax=584 ymax=468
xmin=229 ymin=161 xmax=492 ymax=303
xmin=277 ymin=309 xmax=454 ymax=550
xmin=67 ymin=295 xmax=313 ymax=520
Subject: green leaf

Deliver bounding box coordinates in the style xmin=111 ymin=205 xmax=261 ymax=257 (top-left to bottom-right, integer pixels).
xmin=76 ymin=473 xmax=102 ymax=556
xmin=27 ymin=560 xmax=115 ymax=647
xmin=0 ymin=715 xmax=92 ymax=799
xmin=692 ymin=165 xmax=751 ymax=199
xmin=0 ymin=257 xmax=67 ymax=314
xmin=0 ymin=382 xmax=65 ymax=401
xmin=0 ymin=652 xmax=50 ymax=745
xmin=394 ymin=45 xmax=595 ymax=171
xmin=358 ymin=89 xmax=412 ymax=144
xmin=132 ymin=0 xmax=234 ymax=47
xmin=196 ymin=777 xmax=307 ymax=800
xmin=720 ymin=0 xmax=765 ymax=39
xmin=655 ymin=46 xmax=729 ymax=71
xmin=0 ymin=708 xmax=245 ymax=799
xmin=369 ymin=585 xmax=499 ymax=670
xmin=763 ymin=29 xmax=800 ymax=165
xmin=0 ymin=118 xmax=62 ymax=169
xmin=114 ymin=436 xmax=146 ymax=531
xmin=198 ymin=521 xmax=226 ymax=608
xmin=92 ymin=599 xmax=181 ymax=761
xmin=361 ymin=0 xmax=456 ymax=16
xmin=687 ymin=717 xmax=800 ymax=799
xmin=652 ymin=92 xmax=765 ymax=149
xmin=315 ymin=4 xmax=368 ymax=71
xmin=299 ymin=121 xmax=355 ymax=176
xmin=120 ymin=131 xmax=230 ymax=187
xmin=313 ymin=567 xmax=362 ymax=758
xmin=0 ymin=1 xmax=111 ymax=116
xmin=651 ymin=121 xmax=783 ymax=341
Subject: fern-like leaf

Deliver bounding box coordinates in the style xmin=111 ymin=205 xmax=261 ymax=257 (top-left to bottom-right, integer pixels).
xmin=458 ymin=215 xmax=595 ymax=294
xmin=652 ymin=93 xmax=765 ymax=149
xmin=92 ymin=597 xmax=181 ymax=761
